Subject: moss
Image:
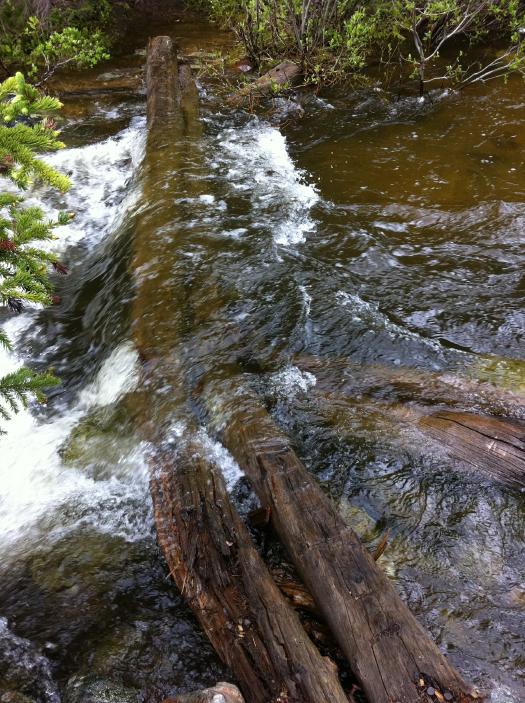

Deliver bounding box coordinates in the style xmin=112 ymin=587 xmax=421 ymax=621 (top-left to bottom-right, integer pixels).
xmin=59 ymin=403 xmax=136 ymax=478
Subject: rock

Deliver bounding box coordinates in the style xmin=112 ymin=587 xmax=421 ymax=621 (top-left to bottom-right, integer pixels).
xmin=0 ymin=618 xmax=59 ymax=703
xmin=63 ymin=676 xmax=138 ymax=703
xmin=165 ymin=682 xmax=245 ymax=703
xmin=234 ymin=60 xmax=302 ymax=102
xmin=1 ymin=693 xmax=37 ymax=703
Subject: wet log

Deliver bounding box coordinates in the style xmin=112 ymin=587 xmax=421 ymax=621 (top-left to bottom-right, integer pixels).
xmin=305 ymin=379 xmax=525 ymax=490
xmin=165 ymin=682 xmax=245 ymax=703
xmin=150 ymin=443 xmax=350 ymax=703
xmin=295 ymin=355 xmax=525 ymax=420
xmin=420 ymin=410 xmax=525 ymax=490
xmin=134 ymin=37 xmax=350 ymax=703
xmin=200 ymin=378 xmax=481 ymax=703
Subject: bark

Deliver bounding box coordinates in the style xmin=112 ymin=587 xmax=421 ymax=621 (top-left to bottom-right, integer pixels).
xmin=420 ymin=410 xmax=525 ymax=490
xmin=200 ymin=377 xmax=482 ymax=703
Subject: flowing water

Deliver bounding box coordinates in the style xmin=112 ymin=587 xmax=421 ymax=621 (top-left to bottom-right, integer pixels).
xmin=1 ymin=15 xmax=524 ymax=703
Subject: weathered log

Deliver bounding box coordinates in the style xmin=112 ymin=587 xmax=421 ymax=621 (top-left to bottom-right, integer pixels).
xmin=133 ymin=37 xmax=351 ymax=703
xmin=420 ymin=410 xmax=525 ymax=490
xmin=295 ymin=355 xmax=525 ymax=420
xmin=307 ymin=383 xmax=525 ymax=490
xmin=200 ymin=377 xmax=481 ymax=703
xmin=165 ymin=682 xmax=245 ymax=703
xmin=150 ymin=442 xmax=350 ymax=703
xmin=234 ymin=60 xmax=301 ymax=100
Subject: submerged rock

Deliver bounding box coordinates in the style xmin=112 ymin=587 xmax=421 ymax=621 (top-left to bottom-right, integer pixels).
xmin=0 ymin=618 xmax=59 ymax=703
xmin=59 ymin=403 xmax=136 ymax=479
xmin=63 ymin=676 xmax=137 ymax=703
xmin=167 ymin=683 xmax=244 ymax=703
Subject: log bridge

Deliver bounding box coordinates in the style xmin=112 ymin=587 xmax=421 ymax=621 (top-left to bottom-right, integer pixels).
xmin=133 ymin=36 xmax=483 ymax=703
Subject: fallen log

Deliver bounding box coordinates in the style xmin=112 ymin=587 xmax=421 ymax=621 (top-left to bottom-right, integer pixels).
xmin=199 ymin=376 xmax=481 ymax=703
xmin=420 ymin=410 xmax=525 ymax=490
xmin=303 ymin=383 xmax=525 ymax=490
xmin=132 ymin=36 xmax=351 ymax=703
xmin=165 ymin=682 xmax=245 ymax=703
xmin=295 ymin=355 xmax=525 ymax=420
xmin=234 ymin=60 xmax=301 ymax=102
xmin=150 ymin=441 xmax=350 ymax=703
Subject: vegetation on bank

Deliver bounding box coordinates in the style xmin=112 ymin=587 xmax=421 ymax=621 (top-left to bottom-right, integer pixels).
xmin=0 ymin=73 xmax=71 ymax=429
xmin=0 ymin=0 xmax=124 ymax=82
xmin=205 ymin=0 xmax=525 ymax=93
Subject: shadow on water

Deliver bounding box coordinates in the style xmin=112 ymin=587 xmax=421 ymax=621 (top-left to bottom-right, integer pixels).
xmin=0 ymin=12 xmax=524 ymax=703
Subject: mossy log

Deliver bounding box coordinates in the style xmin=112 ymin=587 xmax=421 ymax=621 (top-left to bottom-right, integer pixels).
xmin=200 ymin=377 xmax=481 ymax=703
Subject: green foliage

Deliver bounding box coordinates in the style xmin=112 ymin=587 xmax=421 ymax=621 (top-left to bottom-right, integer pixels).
xmin=0 ymin=367 xmax=59 ymax=427
xmin=0 ymin=0 xmax=113 ymax=81
xmin=209 ymin=0 xmax=525 ymax=89
xmin=368 ymin=0 xmax=525 ymax=93
xmin=24 ymin=21 xmax=110 ymax=82
xmin=0 ymin=72 xmax=70 ymax=431
xmin=0 ymin=72 xmax=71 ymax=190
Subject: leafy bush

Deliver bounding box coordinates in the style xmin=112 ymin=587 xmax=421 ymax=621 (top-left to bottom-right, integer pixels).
xmin=207 ymin=0 xmax=525 ymax=90
xmin=0 ymin=0 xmax=114 ymax=82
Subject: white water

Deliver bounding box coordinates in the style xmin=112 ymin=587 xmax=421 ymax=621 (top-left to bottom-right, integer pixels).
xmin=0 ymin=119 xmax=148 ymax=559
xmin=217 ymin=122 xmax=319 ymax=246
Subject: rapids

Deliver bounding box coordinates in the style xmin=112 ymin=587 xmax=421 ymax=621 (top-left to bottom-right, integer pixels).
xmin=0 ymin=15 xmax=524 ymax=703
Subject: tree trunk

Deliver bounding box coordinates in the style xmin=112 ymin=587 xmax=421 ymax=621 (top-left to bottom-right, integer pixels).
xmin=200 ymin=377 xmax=482 ymax=703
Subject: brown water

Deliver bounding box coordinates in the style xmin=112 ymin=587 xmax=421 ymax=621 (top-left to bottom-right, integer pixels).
xmin=0 ymin=14 xmax=524 ymax=703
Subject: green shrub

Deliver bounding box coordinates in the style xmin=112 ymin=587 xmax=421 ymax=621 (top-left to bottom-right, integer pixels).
xmin=0 ymin=0 xmax=115 ymax=82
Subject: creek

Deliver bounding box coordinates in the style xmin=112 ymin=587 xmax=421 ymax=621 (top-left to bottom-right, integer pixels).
xmin=0 ymin=13 xmax=524 ymax=703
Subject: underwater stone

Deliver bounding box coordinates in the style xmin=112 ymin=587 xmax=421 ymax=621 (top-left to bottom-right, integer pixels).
xmin=63 ymin=676 xmax=138 ymax=703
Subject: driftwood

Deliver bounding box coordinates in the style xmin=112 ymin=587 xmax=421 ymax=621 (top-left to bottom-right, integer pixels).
xmin=133 ymin=37 xmax=350 ymax=703
xmin=165 ymin=682 xmax=245 ymax=703
xmin=200 ymin=377 xmax=481 ymax=703
xmin=294 ymin=357 xmax=525 ymax=490
xmin=234 ymin=60 xmax=301 ymax=101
